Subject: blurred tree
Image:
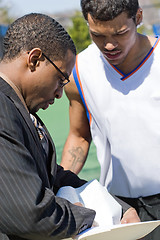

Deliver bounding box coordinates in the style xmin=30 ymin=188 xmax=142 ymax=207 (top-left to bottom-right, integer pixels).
xmin=137 ymin=24 xmax=153 ymax=35
xmin=0 ymin=0 xmax=14 ymax=24
xmin=151 ymin=0 xmax=160 ymax=8
xmin=68 ymin=11 xmax=91 ymax=53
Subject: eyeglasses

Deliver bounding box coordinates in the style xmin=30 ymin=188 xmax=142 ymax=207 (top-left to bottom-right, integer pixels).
xmin=42 ymin=52 xmax=70 ymax=88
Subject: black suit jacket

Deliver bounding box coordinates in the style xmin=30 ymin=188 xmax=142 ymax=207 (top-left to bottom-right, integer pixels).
xmin=0 ymin=78 xmax=95 ymax=240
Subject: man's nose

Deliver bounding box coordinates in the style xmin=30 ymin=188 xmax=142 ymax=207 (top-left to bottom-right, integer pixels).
xmin=55 ymin=87 xmax=63 ymax=99
xmin=104 ymin=37 xmax=118 ymax=51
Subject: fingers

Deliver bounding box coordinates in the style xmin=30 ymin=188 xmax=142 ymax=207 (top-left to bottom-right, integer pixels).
xmin=121 ymin=207 xmax=140 ymax=224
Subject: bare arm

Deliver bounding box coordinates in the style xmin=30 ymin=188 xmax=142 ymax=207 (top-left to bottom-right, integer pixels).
xmin=61 ymin=73 xmax=92 ymax=174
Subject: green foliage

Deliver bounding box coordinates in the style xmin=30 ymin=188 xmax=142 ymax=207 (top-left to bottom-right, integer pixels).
xmin=0 ymin=0 xmax=14 ymax=24
xmin=151 ymin=0 xmax=160 ymax=9
xmin=137 ymin=24 xmax=153 ymax=36
xmin=68 ymin=11 xmax=91 ymax=53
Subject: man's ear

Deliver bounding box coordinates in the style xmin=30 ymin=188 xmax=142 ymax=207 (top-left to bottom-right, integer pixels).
xmin=135 ymin=8 xmax=143 ymax=26
xmin=27 ymin=48 xmax=43 ymax=72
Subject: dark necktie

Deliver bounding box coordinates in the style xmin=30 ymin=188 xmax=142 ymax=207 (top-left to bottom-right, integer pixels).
xmin=30 ymin=114 xmax=49 ymax=157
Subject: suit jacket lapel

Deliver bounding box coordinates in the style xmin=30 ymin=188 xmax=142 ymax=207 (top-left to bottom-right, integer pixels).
xmin=0 ymin=78 xmax=48 ymax=160
xmin=0 ymin=77 xmax=57 ymax=184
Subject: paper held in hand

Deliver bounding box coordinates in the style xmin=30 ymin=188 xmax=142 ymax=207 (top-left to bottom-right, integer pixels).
xmin=56 ymin=179 xmax=160 ymax=240
xmin=57 ymin=179 xmax=122 ymax=227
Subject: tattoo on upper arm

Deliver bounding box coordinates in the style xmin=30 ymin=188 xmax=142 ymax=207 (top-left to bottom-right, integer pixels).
xmin=68 ymin=147 xmax=85 ymax=171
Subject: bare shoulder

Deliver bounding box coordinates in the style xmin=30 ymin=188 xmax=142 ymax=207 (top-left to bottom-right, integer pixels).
xmin=147 ymin=35 xmax=159 ymax=46
xmin=64 ymin=72 xmax=82 ymax=103
xmin=64 ymin=71 xmax=89 ymax=129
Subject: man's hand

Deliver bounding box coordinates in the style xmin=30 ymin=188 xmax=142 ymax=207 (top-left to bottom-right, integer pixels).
xmin=74 ymin=202 xmax=83 ymax=207
xmin=121 ymin=207 xmax=140 ymax=224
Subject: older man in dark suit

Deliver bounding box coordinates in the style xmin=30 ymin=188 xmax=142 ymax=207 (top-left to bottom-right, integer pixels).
xmin=0 ymin=13 xmax=96 ymax=240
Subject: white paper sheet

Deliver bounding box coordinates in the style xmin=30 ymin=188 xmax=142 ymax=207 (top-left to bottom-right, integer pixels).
xmin=56 ymin=179 xmax=122 ymax=226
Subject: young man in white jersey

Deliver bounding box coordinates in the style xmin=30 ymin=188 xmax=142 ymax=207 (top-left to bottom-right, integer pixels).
xmin=61 ymin=0 xmax=160 ymax=239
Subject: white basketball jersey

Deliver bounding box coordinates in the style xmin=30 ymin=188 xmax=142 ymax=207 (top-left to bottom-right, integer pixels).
xmin=73 ymin=37 xmax=160 ymax=198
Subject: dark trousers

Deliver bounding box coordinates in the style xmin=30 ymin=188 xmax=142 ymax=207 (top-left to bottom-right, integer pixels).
xmin=118 ymin=194 xmax=160 ymax=240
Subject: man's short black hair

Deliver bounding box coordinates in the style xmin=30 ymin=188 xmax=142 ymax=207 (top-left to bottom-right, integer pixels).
xmin=2 ymin=13 xmax=76 ymax=61
xmin=81 ymin=0 xmax=139 ymax=22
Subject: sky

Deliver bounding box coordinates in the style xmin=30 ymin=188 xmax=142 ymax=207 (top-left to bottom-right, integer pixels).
xmin=3 ymin=0 xmax=81 ymax=17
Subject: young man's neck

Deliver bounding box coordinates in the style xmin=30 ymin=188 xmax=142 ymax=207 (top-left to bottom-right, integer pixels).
xmin=116 ymin=35 xmax=157 ymax=75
